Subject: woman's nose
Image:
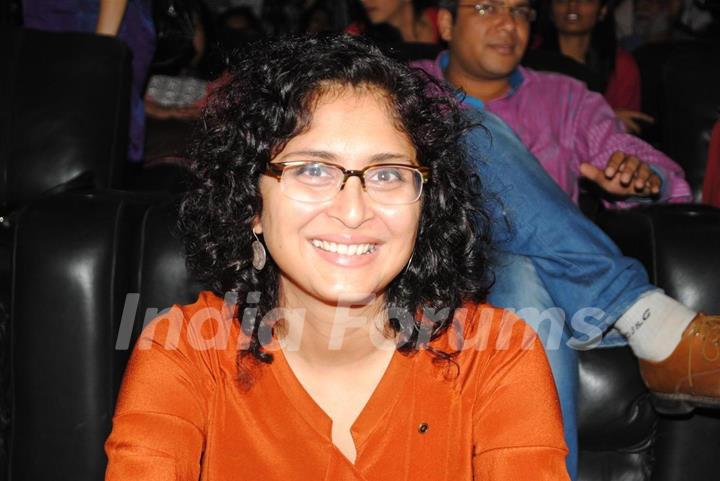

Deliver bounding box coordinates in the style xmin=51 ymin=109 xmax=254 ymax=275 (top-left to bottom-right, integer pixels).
xmin=326 ymin=176 xmax=373 ymax=228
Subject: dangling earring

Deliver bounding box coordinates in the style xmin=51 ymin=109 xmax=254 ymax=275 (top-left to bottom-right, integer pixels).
xmin=251 ymin=230 xmax=267 ymax=271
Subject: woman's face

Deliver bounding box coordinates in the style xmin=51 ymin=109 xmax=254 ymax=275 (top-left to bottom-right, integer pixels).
xmin=552 ymin=0 xmax=604 ymax=36
xmin=256 ymin=89 xmax=422 ymax=306
xmin=361 ymin=0 xmax=407 ymax=25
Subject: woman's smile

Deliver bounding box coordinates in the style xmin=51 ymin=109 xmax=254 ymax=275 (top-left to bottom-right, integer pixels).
xmin=310 ymin=236 xmax=381 ymax=268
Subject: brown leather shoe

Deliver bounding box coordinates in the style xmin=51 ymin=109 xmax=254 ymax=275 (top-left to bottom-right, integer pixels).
xmin=638 ymin=313 xmax=720 ymax=413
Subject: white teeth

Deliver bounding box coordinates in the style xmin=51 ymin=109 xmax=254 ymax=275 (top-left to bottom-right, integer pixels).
xmin=311 ymin=240 xmax=376 ymax=256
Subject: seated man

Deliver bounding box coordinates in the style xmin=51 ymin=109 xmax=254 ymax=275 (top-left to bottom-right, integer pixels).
xmin=411 ymin=1 xmax=714 ymax=479
xmin=419 ymin=1 xmax=691 ymax=206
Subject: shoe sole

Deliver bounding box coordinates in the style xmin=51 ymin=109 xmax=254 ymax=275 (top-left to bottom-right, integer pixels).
xmin=651 ymin=392 xmax=720 ymax=415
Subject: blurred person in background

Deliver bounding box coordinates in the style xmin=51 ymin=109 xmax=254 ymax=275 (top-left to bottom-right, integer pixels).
xmin=346 ymin=0 xmax=447 ymax=60
xmin=217 ymin=5 xmax=265 ymax=49
xmin=302 ymin=3 xmax=334 ymax=33
xmin=538 ymin=0 xmax=653 ymax=133
xmin=145 ymin=0 xmax=225 ymax=121
xmin=347 ymin=0 xmax=441 ymax=42
xmin=144 ymin=3 xmax=266 ymax=122
xmin=613 ymin=0 xmax=684 ymax=48
xmin=23 ymin=0 xmax=155 ymax=164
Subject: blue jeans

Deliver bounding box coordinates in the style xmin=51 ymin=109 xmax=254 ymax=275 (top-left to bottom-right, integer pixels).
xmin=466 ymin=110 xmax=656 ymax=479
xmin=466 ymin=109 xmax=652 ymax=346
xmin=490 ymin=253 xmax=580 ymax=479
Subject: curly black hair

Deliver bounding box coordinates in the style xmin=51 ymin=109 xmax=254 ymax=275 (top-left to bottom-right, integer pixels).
xmin=179 ymin=34 xmax=493 ymax=374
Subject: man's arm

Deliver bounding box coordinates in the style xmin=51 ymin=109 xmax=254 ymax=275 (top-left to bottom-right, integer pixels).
xmin=570 ymin=85 xmax=692 ymax=206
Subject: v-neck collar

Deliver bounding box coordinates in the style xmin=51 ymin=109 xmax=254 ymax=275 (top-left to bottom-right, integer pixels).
xmin=268 ymin=342 xmax=415 ymax=463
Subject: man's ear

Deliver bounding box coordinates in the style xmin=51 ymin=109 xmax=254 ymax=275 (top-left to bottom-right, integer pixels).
xmin=438 ymin=9 xmax=454 ymax=43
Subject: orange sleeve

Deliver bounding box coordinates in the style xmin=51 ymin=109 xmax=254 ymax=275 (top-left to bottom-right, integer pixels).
xmin=105 ymin=304 xmax=220 ymax=481
xmin=470 ymin=310 xmax=569 ymax=480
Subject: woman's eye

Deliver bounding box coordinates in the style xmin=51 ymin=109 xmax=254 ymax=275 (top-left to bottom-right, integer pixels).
xmin=297 ymin=163 xmax=329 ymax=177
xmin=369 ymin=168 xmax=403 ymax=183
xmin=288 ymin=163 xmax=339 ymax=186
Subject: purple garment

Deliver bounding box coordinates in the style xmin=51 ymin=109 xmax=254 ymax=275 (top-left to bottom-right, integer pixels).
xmin=414 ymin=51 xmax=692 ymax=207
xmin=23 ymin=0 xmax=155 ymax=163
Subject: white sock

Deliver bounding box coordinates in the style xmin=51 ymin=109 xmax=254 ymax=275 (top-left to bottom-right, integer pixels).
xmin=615 ymin=290 xmax=697 ymax=362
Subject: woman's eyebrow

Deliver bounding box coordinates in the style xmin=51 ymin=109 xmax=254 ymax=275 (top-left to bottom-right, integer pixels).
xmin=369 ymin=152 xmax=414 ymax=163
xmin=280 ymin=151 xmax=414 ymax=163
xmin=280 ymin=150 xmax=336 ymax=160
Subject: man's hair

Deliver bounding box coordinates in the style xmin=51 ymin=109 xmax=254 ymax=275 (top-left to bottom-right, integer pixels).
xmin=179 ymin=34 xmax=494 ymax=369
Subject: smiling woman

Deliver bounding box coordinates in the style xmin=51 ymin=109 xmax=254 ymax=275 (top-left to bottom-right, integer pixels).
xmin=103 ymin=35 xmax=570 ymax=480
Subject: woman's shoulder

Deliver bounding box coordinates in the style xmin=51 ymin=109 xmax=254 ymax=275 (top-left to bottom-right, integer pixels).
xmin=466 ymin=301 xmax=536 ymax=342
xmin=432 ymin=302 xmax=540 ymax=364
xmin=135 ymin=291 xmax=244 ymax=376
xmin=424 ymin=302 xmax=545 ymax=394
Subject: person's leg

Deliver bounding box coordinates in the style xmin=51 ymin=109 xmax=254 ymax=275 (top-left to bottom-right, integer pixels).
xmin=466 ymin=110 xmax=717 ymax=409
xmin=465 ymin=110 xmax=652 ymax=346
xmin=489 ymin=253 xmax=579 ymax=480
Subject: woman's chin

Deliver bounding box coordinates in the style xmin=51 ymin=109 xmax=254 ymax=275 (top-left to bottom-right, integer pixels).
xmin=314 ymin=281 xmax=383 ymax=307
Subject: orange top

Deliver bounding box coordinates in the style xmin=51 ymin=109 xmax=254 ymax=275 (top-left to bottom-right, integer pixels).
xmin=105 ymin=291 xmax=569 ymax=480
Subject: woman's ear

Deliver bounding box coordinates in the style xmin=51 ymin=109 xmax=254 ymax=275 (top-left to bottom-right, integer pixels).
xmin=251 ymin=215 xmax=262 ymax=235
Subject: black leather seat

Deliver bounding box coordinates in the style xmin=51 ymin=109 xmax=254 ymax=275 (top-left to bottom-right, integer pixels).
xmin=0 ymin=28 xmax=132 ymax=479
xmin=597 ymin=204 xmax=720 ymax=481
xmin=8 ymin=192 xmax=720 ymax=481
xmin=633 ymin=41 xmax=720 ymax=200
xmin=660 ymin=44 xmax=720 ymax=202
xmin=0 ymin=28 xmax=131 ymax=211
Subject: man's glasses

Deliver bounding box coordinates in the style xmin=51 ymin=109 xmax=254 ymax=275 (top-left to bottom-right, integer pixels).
xmin=264 ymin=161 xmax=430 ymax=205
xmin=458 ymin=2 xmax=537 ymax=23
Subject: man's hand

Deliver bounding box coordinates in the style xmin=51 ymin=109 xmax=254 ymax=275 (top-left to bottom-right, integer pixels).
xmin=614 ymin=109 xmax=655 ymax=134
xmin=580 ymin=151 xmax=662 ymax=198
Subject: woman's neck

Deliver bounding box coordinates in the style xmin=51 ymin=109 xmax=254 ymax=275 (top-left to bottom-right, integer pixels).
xmin=276 ymin=286 xmax=394 ymax=368
xmin=558 ymin=33 xmax=592 ymax=64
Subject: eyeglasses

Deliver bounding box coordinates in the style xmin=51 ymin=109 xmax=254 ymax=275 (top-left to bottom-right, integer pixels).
xmin=264 ymin=161 xmax=430 ymax=205
xmin=458 ymin=2 xmax=537 ymax=23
